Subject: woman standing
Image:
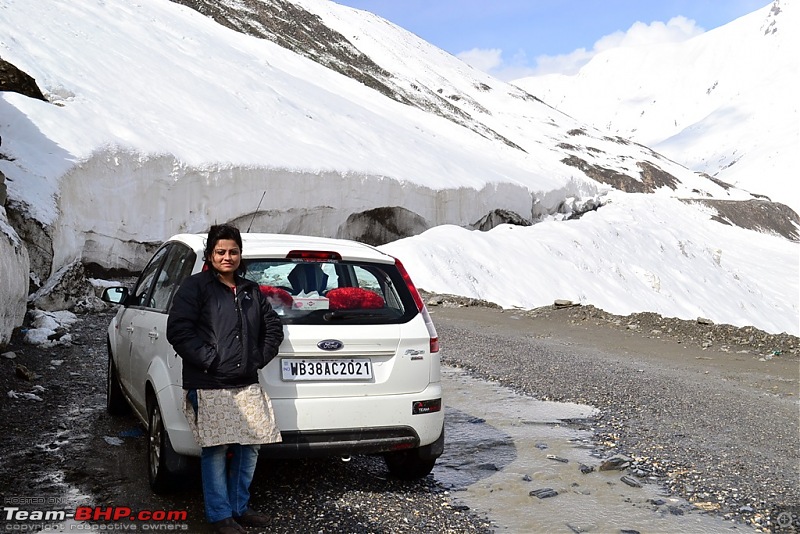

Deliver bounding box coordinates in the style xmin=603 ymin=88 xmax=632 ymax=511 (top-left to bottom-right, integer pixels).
xmin=167 ymin=224 xmax=284 ymax=534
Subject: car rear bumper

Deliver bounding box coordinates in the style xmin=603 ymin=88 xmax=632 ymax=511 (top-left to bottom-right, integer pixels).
xmin=164 ymin=383 xmax=444 ymax=458
xmin=261 ymin=426 xmax=420 ymax=458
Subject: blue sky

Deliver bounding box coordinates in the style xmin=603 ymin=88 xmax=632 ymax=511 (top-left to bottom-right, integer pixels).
xmin=333 ymin=0 xmax=770 ymax=80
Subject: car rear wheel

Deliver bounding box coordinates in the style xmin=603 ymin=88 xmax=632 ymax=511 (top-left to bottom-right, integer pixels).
xmin=147 ymin=399 xmax=189 ymax=494
xmin=106 ymin=347 xmax=129 ymax=416
xmin=384 ymin=449 xmax=436 ymax=480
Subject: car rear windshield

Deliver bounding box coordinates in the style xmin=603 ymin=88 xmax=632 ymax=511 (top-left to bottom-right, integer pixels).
xmin=243 ymin=259 xmax=418 ymax=325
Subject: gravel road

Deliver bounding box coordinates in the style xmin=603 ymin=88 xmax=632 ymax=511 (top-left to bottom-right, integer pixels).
xmin=1 ymin=296 xmax=797 ymax=533
xmin=426 ymin=294 xmax=799 ymax=533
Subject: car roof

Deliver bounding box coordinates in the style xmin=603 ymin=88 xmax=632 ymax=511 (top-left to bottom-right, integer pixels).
xmin=168 ymin=232 xmax=395 ymax=263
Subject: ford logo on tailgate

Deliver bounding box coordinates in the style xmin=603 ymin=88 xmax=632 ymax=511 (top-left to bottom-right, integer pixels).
xmin=317 ymin=339 xmax=344 ymax=351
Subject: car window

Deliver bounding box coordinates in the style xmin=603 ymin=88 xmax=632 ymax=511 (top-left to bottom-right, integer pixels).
xmin=244 ymin=259 xmax=417 ymax=325
xmin=150 ymin=244 xmax=196 ymax=313
xmin=130 ymin=245 xmax=171 ymax=308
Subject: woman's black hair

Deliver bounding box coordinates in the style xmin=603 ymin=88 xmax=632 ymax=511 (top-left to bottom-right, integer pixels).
xmin=204 ymin=223 xmax=246 ymax=274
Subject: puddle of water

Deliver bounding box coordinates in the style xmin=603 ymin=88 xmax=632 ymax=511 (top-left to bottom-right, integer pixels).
xmin=434 ymin=366 xmax=742 ymax=533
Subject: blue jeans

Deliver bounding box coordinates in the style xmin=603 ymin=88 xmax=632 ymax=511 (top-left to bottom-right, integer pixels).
xmin=201 ymin=443 xmax=261 ymax=523
xmin=187 ymin=389 xmax=261 ymax=523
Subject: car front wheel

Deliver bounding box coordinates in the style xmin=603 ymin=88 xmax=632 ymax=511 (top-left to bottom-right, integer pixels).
xmin=147 ymin=399 xmax=189 ymax=493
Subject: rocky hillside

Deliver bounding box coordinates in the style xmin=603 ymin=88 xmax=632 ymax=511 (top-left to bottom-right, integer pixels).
xmin=165 ymin=0 xmax=798 ymax=239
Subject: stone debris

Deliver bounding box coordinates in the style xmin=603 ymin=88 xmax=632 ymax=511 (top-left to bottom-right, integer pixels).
xmin=476 ymin=463 xmax=499 ymax=471
xmin=621 ymin=475 xmax=643 ymax=488
xmin=599 ymin=455 xmax=631 ymax=471
xmin=529 ymin=488 xmax=559 ymax=499
xmin=554 ymin=299 xmax=576 ymax=308
xmin=693 ymin=501 xmax=721 ymax=512
xmin=14 ymin=363 xmax=37 ymax=381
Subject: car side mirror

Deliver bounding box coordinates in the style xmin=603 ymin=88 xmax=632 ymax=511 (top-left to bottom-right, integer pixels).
xmin=102 ymin=286 xmax=130 ymax=305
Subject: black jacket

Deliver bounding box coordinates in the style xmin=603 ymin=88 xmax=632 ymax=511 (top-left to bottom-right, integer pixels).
xmin=167 ymin=269 xmax=284 ymax=389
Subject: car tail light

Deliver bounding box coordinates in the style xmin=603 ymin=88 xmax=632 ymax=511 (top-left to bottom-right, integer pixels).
xmin=286 ymin=250 xmax=342 ymax=261
xmin=412 ymin=398 xmax=442 ymax=415
xmin=393 ymin=257 xmax=439 ymax=353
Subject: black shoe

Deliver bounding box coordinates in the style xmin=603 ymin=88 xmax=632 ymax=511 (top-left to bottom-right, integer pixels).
xmin=235 ymin=508 xmax=271 ymax=528
xmin=211 ymin=517 xmax=246 ymax=534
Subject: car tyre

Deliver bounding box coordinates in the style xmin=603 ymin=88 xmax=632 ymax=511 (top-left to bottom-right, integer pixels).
xmin=106 ymin=347 xmax=129 ymax=416
xmin=147 ymin=398 xmax=189 ymax=494
xmin=384 ymin=449 xmax=436 ymax=480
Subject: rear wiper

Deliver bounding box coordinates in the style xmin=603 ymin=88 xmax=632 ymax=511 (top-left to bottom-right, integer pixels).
xmin=323 ymin=309 xmax=394 ymax=322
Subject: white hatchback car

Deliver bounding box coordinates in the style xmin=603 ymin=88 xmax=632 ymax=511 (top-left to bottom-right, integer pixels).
xmin=102 ymin=232 xmax=443 ymax=493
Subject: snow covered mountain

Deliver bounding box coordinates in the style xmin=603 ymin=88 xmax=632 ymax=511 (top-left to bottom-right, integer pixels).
xmin=514 ymin=0 xmax=799 ymax=215
xmin=0 ymin=0 xmax=797 ymax=343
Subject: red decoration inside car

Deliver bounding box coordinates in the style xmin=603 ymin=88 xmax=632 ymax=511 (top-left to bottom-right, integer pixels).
xmin=259 ymin=285 xmax=293 ymax=308
xmin=326 ymin=287 xmax=385 ymax=310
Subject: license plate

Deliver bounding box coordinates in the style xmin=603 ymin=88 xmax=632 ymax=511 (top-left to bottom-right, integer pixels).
xmin=280 ymin=358 xmax=373 ymax=381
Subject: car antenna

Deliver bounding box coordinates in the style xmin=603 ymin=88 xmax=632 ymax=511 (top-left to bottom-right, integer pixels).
xmin=246 ymin=191 xmax=267 ymax=233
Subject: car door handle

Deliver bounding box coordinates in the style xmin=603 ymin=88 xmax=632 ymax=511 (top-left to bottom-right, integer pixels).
xmin=148 ymin=330 xmax=159 ymax=340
